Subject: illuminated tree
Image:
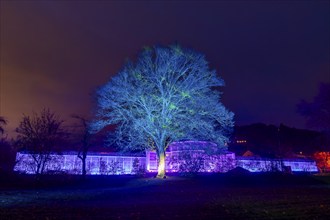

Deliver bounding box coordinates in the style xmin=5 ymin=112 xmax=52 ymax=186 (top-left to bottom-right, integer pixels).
xmin=313 ymin=152 xmax=330 ymax=173
xmin=16 ymin=108 xmax=65 ymax=175
xmin=91 ymin=45 xmax=234 ymax=178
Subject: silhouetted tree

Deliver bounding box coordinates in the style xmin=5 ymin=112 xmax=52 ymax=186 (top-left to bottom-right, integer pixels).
xmin=0 ymin=116 xmax=7 ymax=135
xmin=16 ymin=108 xmax=65 ymax=175
xmin=91 ymin=45 xmax=234 ymax=178
xmin=0 ymin=117 xmax=16 ymax=174
xmin=71 ymin=115 xmax=92 ymax=178
xmin=0 ymin=138 xmax=16 ymax=174
xmin=297 ymin=83 xmax=330 ymax=147
xmin=231 ymin=123 xmax=324 ymax=157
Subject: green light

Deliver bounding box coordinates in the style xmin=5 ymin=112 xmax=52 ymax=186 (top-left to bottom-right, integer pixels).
xmin=181 ymin=91 xmax=190 ymax=98
xmin=169 ymin=103 xmax=176 ymax=110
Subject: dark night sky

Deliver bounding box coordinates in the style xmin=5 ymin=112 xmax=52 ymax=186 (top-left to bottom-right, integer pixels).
xmin=1 ymin=1 xmax=329 ymax=136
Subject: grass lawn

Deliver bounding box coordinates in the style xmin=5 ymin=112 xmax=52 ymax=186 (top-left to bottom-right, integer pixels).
xmin=1 ymin=173 xmax=330 ymax=219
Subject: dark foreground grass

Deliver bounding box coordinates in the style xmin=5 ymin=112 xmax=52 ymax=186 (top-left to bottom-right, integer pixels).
xmin=1 ymin=173 xmax=330 ymax=220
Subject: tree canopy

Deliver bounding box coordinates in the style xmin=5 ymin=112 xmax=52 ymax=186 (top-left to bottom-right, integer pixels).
xmin=91 ymin=45 xmax=234 ymax=177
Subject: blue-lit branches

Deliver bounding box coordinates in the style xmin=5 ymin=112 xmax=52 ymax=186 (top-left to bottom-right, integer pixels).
xmin=91 ymin=45 xmax=234 ymax=177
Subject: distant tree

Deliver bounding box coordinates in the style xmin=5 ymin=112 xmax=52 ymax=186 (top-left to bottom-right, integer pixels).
xmin=313 ymin=152 xmax=330 ymax=173
xmin=0 ymin=116 xmax=7 ymax=135
xmin=71 ymin=115 xmax=92 ymax=178
xmin=0 ymin=117 xmax=16 ymax=174
xmin=231 ymin=123 xmax=324 ymax=157
xmin=297 ymin=83 xmax=330 ymax=130
xmin=0 ymin=138 xmax=16 ymax=174
xmin=15 ymin=108 xmax=65 ymax=175
xmin=297 ymin=83 xmax=330 ymax=147
xmin=91 ymin=45 xmax=234 ymax=178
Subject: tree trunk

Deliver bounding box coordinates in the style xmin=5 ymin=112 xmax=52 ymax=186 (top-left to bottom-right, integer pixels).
xmin=157 ymin=150 xmax=166 ymax=178
xmin=78 ymin=152 xmax=87 ymax=179
xmin=82 ymin=155 xmax=86 ymax=177
xmin=36 ymin=163 xmax=41 ymax=175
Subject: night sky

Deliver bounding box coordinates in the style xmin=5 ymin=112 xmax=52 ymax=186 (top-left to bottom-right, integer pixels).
xmin=1 ymin=1 xmax=329 ymax=136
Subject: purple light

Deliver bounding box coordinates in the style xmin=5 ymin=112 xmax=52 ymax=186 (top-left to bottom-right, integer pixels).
xmin=14 ymin=141 xmax=319 ymax=175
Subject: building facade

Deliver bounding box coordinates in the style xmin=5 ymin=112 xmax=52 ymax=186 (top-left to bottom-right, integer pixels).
xmin=14 ymin=141 xmax=319 ymax=175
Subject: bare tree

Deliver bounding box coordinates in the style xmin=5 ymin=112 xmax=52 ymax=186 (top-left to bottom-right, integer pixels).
xmin=0 ymin=116 xmax=7 ymax=135
xmin=16 ymin=108 xmax=65 ymax=175
xmin=71 ymin=115 xmax=92 ymax=178
xmin=91 ymin=45 xmax=234 ymax=178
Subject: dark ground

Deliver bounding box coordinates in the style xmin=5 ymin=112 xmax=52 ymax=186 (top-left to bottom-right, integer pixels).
xmin=1 ymin=172 xmax=330 ymax=220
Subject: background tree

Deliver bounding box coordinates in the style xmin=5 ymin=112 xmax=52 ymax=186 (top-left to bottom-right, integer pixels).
xmin=16 ymin=108 xmax=65 ymax=175
xmin=71 ymin=115 xmax=92 ymax=177
xmin=313 ymin=152 xmax=330 ymax=173
xmin=0 ymin=117 xmax=16 ymax=174
xmin=91 ymin=45 xmax=234 ymax=178
xmin=0 ymin=116 xmax=7 ymax=135
xmin=0 ymin=138 xmax=16 ymax=174
xmin=297 ymin=83 xmax=330 ymax=149
xmin=231 ymin=123 xmax=324 ymax=157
